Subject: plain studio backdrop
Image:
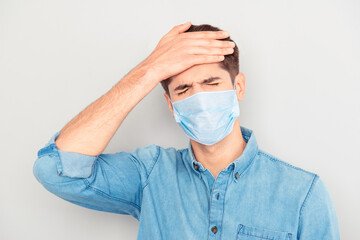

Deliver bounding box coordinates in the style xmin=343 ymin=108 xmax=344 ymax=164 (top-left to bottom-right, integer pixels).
xmin=0 ymin=0 xmax=359 ymax=239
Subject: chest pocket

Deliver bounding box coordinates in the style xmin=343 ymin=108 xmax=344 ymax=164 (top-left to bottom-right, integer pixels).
xmin=237 ymin=224 xmax=293 ymax=240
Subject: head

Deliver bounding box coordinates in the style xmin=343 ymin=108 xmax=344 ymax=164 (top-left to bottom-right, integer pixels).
xmin=160 ymin=23 xmax=246 ymax=119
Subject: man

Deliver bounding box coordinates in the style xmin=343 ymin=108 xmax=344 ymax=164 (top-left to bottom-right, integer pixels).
xmin=33 ymin=22 xmax=340 ymax=239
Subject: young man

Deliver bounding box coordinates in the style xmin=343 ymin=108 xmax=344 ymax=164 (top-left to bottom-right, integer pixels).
xmin=33 ymin=22 xmax=340 ymax=239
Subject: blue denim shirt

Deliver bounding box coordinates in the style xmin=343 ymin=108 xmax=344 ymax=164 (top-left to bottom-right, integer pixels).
xmin=33 ymin=125 xmax=340 ymax=240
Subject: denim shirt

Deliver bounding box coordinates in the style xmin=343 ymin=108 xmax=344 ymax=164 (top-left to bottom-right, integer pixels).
xmin=33 ymin=125 xmax=340 ymax=240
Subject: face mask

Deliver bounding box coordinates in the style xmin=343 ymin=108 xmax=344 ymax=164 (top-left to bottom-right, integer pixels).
xmin=169 ymin=79 xmax=240 ymax=145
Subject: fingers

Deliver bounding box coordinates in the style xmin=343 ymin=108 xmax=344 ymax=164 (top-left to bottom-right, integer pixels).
xmin=186 ymin=46 xmax=235 ymax=55
xmin=185 ymin=38 xmax=235 ymax=48
xmin=164 ymin=22 xmax=230 ymax=41
xmin=165 ymin=21 xmax=192 ymax=37
xmin=155 ymin=23 xmax=235 ymax=76
xmin=180 ymin=30 xmax=230 ymax=39
xmin=190 ymin=55 xmax=226 ymax=65
xmin=182 ymin=37 xmax=236 ymax=66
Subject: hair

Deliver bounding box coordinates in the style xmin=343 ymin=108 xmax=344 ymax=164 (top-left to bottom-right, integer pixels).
xmin=160 ymin=23 xmax=239 ymax=98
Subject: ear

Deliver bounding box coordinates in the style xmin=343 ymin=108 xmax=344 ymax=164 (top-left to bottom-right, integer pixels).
xmin=235 ymin=72 xmax=246 ymax=101
xmin=164 ymin=92 xmax=175 ymax=118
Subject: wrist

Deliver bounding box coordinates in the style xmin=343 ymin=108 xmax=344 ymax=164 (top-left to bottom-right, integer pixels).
xmin=137 ymin=64 xmax=164 ymax=86
xmin=120 ymin=63 xmax=159 ymax=92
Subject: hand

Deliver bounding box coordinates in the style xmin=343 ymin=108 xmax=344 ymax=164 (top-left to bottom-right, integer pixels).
xmin=139 ymin=21 xmax=235 ymax=82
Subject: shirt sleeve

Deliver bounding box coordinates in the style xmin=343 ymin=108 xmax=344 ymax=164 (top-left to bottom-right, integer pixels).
xmin=33 ymin=131 xmax=160 ymax=220
xmin=297 ymin=175 xmax=341 ymax=239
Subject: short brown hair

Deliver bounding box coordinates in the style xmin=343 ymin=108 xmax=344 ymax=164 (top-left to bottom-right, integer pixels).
xmin=160 ymin=23 xmax=239 ymax=98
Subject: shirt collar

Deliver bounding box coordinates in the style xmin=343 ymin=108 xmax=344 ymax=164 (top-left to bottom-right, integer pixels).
xmin=186 ymin=125 xmax=259 ymax=182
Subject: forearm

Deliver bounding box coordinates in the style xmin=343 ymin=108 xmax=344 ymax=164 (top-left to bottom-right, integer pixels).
xmin=55 ymin=63 xmax=158 ymax=156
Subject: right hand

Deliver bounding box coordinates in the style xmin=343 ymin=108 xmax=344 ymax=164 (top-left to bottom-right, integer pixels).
xmin=139 ymin=21 xmax=236 ymax=82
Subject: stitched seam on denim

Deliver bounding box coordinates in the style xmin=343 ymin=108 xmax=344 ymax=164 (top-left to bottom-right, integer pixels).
xmin=220 ymin=171 xmax=232 ymax=240
xmin=87 ymin=155 xmax=141 ymax=211
xmin=65 ymin=198 xmax=131 ymax=216
xmin=35 ymin=174 xmax=140 ymax=211
xmin=237 ymin=149 xmax=259 ymax=179
xmin=258 ymin=150 xmax=316 ymax=176
xmin=142 ymin=145 xmax=161 ymax=190
xmin=299 ymin=174 xmax=318 ymax=217
xmin=123 ymin=154 xmax=143 ymax=208
xmin=238 ymin=231 xmax=272 ymax=239
xmin=207 ymin=173 xmax=217 ymax=239
xmin=37 ymin=143 xmax=57 ymax=157
xmin=83 ymin=178 xmax=141 ymax=211
xmin=239 ymin=224 xmax=292 ymax=239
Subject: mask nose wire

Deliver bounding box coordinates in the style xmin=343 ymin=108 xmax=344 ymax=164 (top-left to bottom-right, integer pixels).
xmin=169 ymin=77 xmax=236 ymax=105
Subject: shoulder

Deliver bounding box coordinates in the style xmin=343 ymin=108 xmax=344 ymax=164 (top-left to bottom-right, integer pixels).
xmin=255 ymin=149 xmax=319 ymax=194
xmin=257 ymin=149 xmax=317 ymax=177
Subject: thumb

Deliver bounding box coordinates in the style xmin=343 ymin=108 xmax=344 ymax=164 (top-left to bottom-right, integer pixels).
xmin=165 ymin=21 xmax=192 ymax=37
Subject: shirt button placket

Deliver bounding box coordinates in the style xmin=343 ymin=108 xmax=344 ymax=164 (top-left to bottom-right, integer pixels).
xmin=208 ymin=171 xmax=230 ymax=239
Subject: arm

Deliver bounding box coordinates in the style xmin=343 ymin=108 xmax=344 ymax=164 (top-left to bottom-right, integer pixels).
xmin=53 ymin=64 xmax=157 ymax=156
xmin=34 ymin=130 xmax=160 ymax=219
xmin=33 ymin=22 xmax=235 ymax=217
xmin=53 ymin=22 xmax=234 ymax=156
xmin=297 ymin=175 xmax=341 ymax=239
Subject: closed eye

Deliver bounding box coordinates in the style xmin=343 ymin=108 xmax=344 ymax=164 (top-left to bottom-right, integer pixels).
xmin=177 ymin=83 xmax=219 ymax=95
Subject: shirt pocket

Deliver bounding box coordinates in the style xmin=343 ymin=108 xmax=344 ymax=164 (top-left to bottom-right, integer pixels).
xmin=236 ymin=224 xmax=293 ymax=240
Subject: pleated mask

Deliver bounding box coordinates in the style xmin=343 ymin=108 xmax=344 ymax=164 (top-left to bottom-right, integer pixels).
xmin=170 ymin=79 xmax=240 ymax=145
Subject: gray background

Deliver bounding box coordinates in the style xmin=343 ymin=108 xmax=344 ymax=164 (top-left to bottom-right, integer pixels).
xmin=1 ymin=0 xmax=359 ymax=239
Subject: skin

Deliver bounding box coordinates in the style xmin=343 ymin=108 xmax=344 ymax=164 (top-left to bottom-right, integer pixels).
xmin=55 ymin=21 xmax=243 ymax=180
xmin=164 ymin=63 xmax=247 ymax=179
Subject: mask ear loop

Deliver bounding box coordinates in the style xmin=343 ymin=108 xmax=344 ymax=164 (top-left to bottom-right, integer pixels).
xmin=168 ymin=93 xmax=173 ymax=105
xmin=168 ymin=93 xmax=175 ymax=111
xmin=233 ymin=77 xmax=239 ymax=104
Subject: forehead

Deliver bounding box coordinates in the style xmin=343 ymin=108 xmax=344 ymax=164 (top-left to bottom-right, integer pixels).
xmin=168 ymin=63 xmax=229 ymax=91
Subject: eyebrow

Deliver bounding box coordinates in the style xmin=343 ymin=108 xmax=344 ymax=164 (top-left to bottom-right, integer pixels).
xmin=173 ymin=76 xmax=222 ymax=92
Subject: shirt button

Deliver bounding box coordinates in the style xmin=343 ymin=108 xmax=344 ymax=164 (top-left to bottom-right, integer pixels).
xmin=235 ymin=172 xmax=239 ymax=179
xmin=211 ymin=226 xmax=217 ymax=234
xmin=194 ymin=163 xmax=199 ymax=170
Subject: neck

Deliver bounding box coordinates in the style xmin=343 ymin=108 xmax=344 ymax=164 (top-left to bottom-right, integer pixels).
xmin=190 ymin=119 xmax=247 ymax=179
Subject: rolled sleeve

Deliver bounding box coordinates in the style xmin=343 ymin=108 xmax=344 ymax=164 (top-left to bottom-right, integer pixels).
xmin=33 ymin=130 xmax=160 ymax=219
xmin=37 ymin=131 xmax=98 ymax=178
xmin=297 ymin=175 xmax=340 ymax=239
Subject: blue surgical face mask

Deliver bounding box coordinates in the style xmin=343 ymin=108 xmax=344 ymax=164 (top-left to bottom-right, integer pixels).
xmin=169 ymin=79 xmax=240 ymax=145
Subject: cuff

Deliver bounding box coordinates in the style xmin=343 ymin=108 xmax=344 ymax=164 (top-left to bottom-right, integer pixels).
xmin=37 ymin=131 xmax=98 ymax=178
